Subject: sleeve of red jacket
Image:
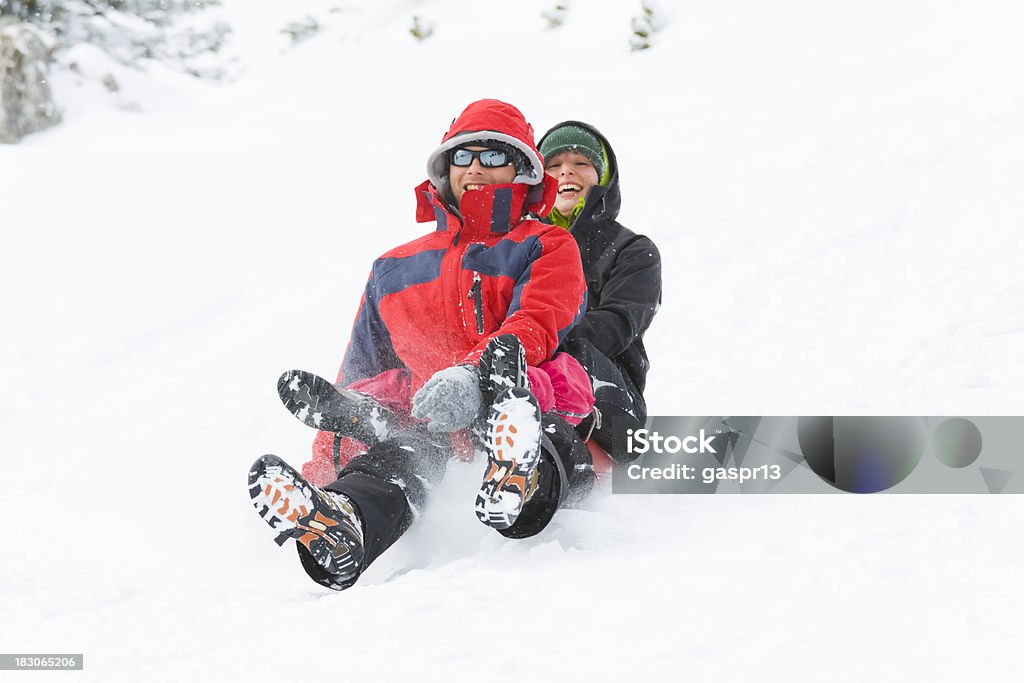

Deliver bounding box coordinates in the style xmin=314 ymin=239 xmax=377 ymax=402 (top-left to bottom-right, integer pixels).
xmin=338 ymin=263 xmax=405 ymax=387
xmin=462 ymin=226 xmax=587 ymax=368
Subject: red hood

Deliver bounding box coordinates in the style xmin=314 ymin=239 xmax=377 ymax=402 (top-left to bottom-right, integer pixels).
xmin=425 ymin=99 xmax=547 ymax=211
xmin=440 ymin=99 xmax=539 ymax=150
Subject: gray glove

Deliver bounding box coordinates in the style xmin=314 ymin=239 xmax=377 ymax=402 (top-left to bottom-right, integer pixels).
xmin=411 ymin=365 xmax=482 ymax=433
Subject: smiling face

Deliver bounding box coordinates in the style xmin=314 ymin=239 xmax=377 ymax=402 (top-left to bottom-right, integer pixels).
xmin=449 ymin=146 xmax=517 ymax=207
xmin=544 ymin=150 xmax=600 ymax=216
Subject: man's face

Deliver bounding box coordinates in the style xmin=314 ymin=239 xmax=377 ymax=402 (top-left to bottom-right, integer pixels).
xmin=544 ymin=150 xmax=600 ymax=216
xmin=449 ymin=146 xmax=517 ymax=206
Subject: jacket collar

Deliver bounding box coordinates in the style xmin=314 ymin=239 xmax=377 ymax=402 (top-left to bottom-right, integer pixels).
xmin=414 ymin=175 xmax=557 ymax=237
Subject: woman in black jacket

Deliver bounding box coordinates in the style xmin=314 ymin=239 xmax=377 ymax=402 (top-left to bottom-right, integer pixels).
xmin=539 ymin=122 xmax=662 ymax=459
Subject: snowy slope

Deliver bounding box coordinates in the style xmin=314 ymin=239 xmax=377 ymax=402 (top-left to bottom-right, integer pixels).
xmin=2 ymin=1 xmax=1023 ymax=680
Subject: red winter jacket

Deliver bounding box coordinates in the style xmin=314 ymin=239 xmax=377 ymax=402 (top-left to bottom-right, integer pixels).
xmin=303 ymin=100 xmax=589 ymax=485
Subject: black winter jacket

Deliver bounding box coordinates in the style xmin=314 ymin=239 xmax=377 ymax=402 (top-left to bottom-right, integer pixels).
xmin=540 ymin=121 xmax=662 ymax=396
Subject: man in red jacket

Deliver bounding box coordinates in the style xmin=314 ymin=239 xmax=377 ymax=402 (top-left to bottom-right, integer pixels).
xmin=248 ymin=100 xmax=596 ymax=591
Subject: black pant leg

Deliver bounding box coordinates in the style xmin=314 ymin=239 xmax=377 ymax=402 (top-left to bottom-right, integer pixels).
xmin=499 ymin=414 xmax=596 ymax=539
xmin=296 ymin=431 xmax=448 ymax=585
xmin=562 ymin=337 xmax=646 ymax=460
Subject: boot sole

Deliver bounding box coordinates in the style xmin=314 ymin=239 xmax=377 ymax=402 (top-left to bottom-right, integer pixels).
xmin=277 ymin=370 xmax=394 ymax=444
xmin=248 ymin=455 xmax=362 ymax=580
xmin=477 ymin=334 xmax=528 ymax=406
xmin=475 ymin=388 xmax=542 ymax=530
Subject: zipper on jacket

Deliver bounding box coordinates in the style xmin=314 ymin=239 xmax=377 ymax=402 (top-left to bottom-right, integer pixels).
xmin=468 ymin=272 xmax=484 ymax=335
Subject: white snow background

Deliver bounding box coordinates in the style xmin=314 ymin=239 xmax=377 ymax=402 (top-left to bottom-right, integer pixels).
xmin=2 ymin=0 xmax=1023 ymax=680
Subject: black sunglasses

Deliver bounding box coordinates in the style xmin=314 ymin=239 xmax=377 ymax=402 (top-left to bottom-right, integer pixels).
xmin=450 ymin=147 xmax=511 ymax=168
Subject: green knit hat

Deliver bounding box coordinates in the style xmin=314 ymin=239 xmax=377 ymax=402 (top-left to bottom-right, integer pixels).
xmin=539 ymin=124 xmax=605 ymax=179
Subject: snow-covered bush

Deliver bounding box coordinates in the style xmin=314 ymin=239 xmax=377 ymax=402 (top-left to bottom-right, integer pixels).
xmin=282 ymin=15 xmax=320 ymax=48
xmin=0 ymin=18 xmax=60 ymax=142
xmin=541 ymin=3 xmax=568 ymax=29
xmin=409 ymin=15 xmax=432 ymax=41
xmin=629 ymin=1 xmax=664 ymax=52
xmin=0 ymin=0 xmax=230 ymax=76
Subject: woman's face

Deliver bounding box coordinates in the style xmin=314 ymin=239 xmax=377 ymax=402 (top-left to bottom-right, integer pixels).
xmin=544 ymin=150 xmax=600 ymax=216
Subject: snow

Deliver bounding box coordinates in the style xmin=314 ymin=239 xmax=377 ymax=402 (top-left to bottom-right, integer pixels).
xmin=2 ymin=0 xmax=1023 ymax=680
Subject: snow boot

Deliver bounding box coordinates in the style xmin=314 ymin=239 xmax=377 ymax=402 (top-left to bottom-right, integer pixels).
xmin=475 ymin=387 xmax=544 ymax=530
xmin=248 ymin=454 xmax=365 ymax=591
xmin=278 ymin=369 xmax=398 ymax=446
xmin=476 ymin=333 xmax=529 ymax=406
